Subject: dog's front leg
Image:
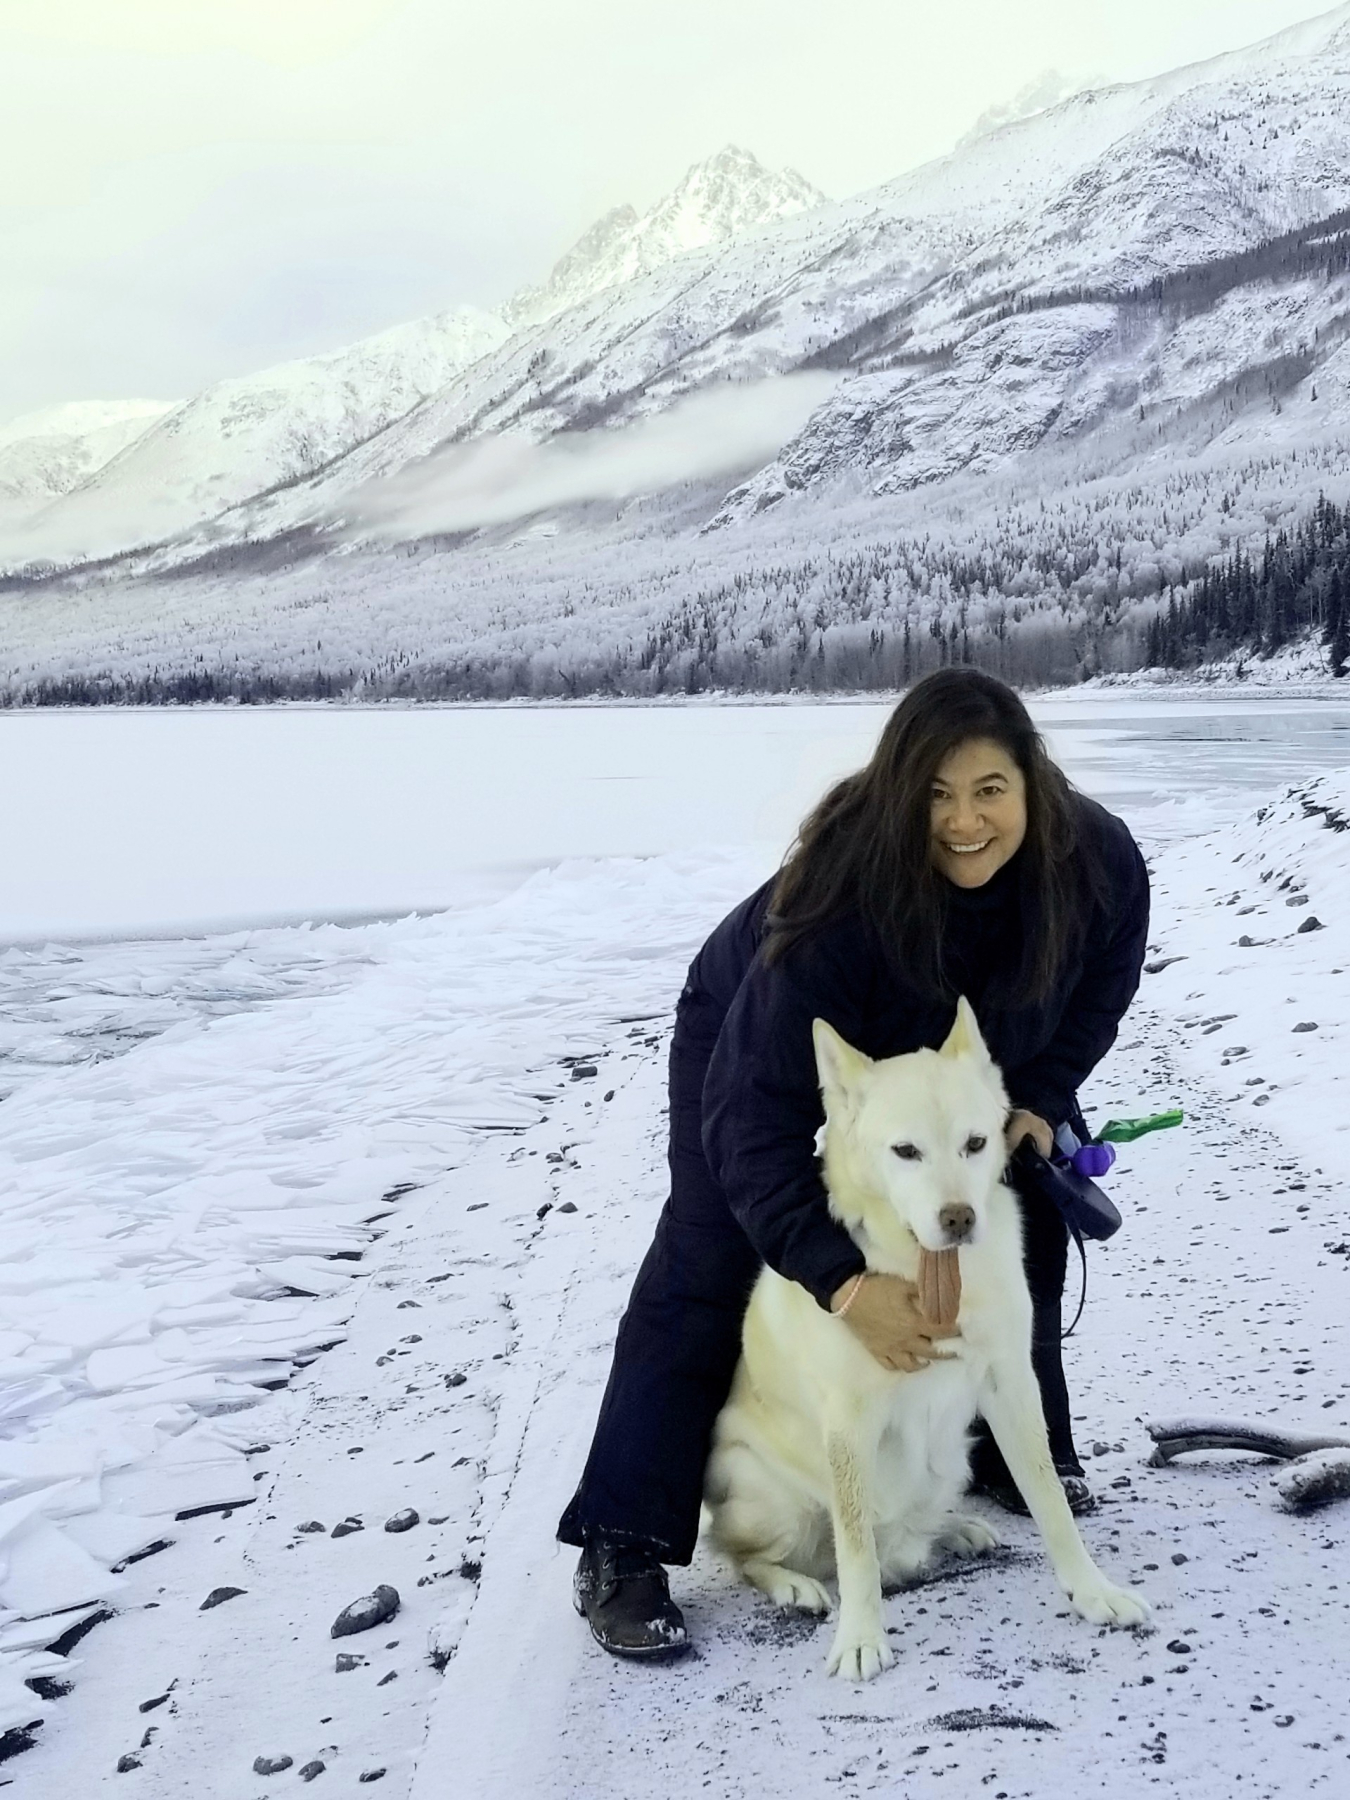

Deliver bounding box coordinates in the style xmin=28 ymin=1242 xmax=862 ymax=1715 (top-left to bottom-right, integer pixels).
xmin=823 ymin=1413 xmax=894 ymax=1681
xmin=977 ymin=1362 xmax=1151 ymax=1628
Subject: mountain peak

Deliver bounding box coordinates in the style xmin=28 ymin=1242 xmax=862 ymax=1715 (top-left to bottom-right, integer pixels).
xmin=504 ymin=146 xmax=825 ymax=328
xmin=646 ymin=143 xmax=825 ymax=251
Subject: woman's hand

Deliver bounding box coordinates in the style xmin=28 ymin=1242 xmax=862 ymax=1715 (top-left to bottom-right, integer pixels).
xmin=830 ymin=1273 xmax=959 ymax=1372
xmin=1005 ymin=1108 xmax=1054 ymax=1157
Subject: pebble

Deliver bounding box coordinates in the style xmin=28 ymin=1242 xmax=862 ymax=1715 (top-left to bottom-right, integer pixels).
xmin=1285 ymin=893 xmax=1310 ymax=906
xmin=1171 ymin=1552 xmax=1189 ymax=1565
xmin=332 ymin=1518 xmax=364 ymax=1538
xmin=570 ymin=1062 xmax=598 ymax=1080
xmin=445 ymin=1371 xmax=467 ymax=1388
xmin=1091 ymin=1442 xmax=1111 ymax=1457
xmin=253 ymin=1754 xmax=294 ymax=1775
xmin=1292 ymin=1021 xmax=1319 ymax=1032
xmin=138 ymin=1693 xmax=171 ymax=1714
xmin=331 ymin=1585 xmax=401 ymax=1638
xmin=359 ymin=1771 xmax=388 ymax=1783
xmin=335 ymin=1653 xmax=365 ymax=1672
xmin=299 ymin=1761 xmax=327 ymax=1782
xmin=377 ymin=1670 xmax=398 ymax=1685
xmin=1297 ymin=916 xmax=1324 ymax=934
xmin=557 ymin=1201 xmax=578 ymax=1214
xmin=297 ymin=1521 xmax=326 ymax=1534
xmin=200 ymin=1586 xmax=246 ymax=1611
xmin=1166 ymin=1640 xmax=1192 ymax=1655
xmin=116 ymin=1754 xmax=142 ymax=1773
xmin=385 ymin=1509 xmax=419 ymax=1533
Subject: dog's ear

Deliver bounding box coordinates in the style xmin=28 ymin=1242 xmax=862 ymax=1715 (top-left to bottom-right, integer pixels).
xmin=939 ymin=996 xmax=994 ymax=1068
xmin=813 ymin=1018 xmax=872 ymax=1115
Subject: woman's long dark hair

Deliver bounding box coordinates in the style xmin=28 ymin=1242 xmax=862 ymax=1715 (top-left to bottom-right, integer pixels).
xmin=765 ymin=669 xmax=1101 ymax=1004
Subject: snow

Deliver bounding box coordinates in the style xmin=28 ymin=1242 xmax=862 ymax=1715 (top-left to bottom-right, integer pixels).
xmin=7 ymin=308 xmax=508 ymax=565
xmin=5 ymin=693 xmax=1350 ymax=941
xmin=12 ymin=8 xmax=1350 ymax=605
xmin=2 ymin=696 xmax=1349 ymax=1793
xmin=4 ymin=147 xmax=820 ymax=570
xmin=503 ymin=145 xmax=826 ymax=330
xmin=0 ymin=404 xmax=173 ymax=454
xmin=0 ymin=403 xmax=175 ymax=530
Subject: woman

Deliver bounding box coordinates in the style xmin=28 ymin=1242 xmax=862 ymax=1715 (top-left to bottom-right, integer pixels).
xmin=558 ymin=669 xmax=1150 ymax=1660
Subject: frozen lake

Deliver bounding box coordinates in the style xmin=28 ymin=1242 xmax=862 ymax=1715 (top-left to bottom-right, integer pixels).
xmin=4 ymin=691 xmax=1350 ymax=939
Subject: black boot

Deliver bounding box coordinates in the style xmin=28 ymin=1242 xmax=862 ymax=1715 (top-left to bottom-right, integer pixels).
xmin=573 ymin=1539 xmax=690 ymax=1661
xmin=967 ymin=1468 xmax=1098 ymax=1517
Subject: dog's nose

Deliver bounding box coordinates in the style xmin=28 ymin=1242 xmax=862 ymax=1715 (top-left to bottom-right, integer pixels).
xmin=939 ymin=1202 xmax=976 ymax=1244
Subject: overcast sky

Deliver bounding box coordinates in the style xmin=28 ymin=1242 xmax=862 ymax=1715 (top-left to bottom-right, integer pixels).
xmin=0 ymin=0 xmax=1339 ymax=425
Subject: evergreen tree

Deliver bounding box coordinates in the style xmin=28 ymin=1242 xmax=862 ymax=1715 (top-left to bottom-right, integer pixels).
xmin=1328 ymin=568 xmax=1349 ymax=677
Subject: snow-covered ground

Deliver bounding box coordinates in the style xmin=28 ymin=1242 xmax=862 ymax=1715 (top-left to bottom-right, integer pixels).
xmin=3 ymin=698 xmax=1350 ymax=1796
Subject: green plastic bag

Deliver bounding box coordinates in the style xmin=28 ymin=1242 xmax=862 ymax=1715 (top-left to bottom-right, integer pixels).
xmin=1096 ymin=1109 xmax=1184 ymax=1144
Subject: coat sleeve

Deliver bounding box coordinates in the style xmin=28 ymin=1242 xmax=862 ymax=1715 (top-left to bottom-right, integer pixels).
xmin=700 ymin=925 xmax=869 ymax=1312
xmin=1003 ymin=829 xmax=1151 ymax=1129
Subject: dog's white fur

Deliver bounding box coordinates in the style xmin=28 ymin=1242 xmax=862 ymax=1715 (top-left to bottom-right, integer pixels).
xmin=704 ymin=999 xmax=1151 ymax=1680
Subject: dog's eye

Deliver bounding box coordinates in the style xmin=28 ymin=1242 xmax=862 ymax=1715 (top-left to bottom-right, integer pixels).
xmin=964 ymin=1135 xmax=987 ymax=1155
xmin=891 ymin=1142 xmax=922 ymax=1161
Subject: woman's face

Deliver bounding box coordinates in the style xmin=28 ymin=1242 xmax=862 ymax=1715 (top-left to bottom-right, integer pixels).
xmin=929 ymin=736 xmax=1028 ymax=889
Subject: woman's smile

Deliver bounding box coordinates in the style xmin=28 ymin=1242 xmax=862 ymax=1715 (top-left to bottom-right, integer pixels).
xmin=930 ymin=737 xmax=1028 ymax=887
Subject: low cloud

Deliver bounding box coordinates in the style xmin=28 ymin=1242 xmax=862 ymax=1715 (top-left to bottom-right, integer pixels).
xmin=345 ymin=372 xmax=838 ymax=539
xmin=955 ymin=69 xmax=1100 ymax=151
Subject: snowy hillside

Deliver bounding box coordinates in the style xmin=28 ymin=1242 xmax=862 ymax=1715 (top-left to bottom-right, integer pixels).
xmin=4 ymin=148 xmax=821 ymax=572
xmin=9 ymin=309 xmax=508 ymax=564
xmin=0 ymin=402 xmax=173 ymax=527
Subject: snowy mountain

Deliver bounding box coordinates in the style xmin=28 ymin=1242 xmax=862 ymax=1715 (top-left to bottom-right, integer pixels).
xmin=4 ymin=148 xmax=821 ymax=569
xmin=10 ymin=308 xmax=508 ymax=563
xmin=73 ymin=0 xmax=1347 ymax=572
xmin=502 ymin=145 xmax=826 ymax=328
xmin=10 ymin=6 xmax=1350 ymax=698
xmin=325 ymin=0 xmax=1350 ymax=539
xmin=0 ymin=399 xmax=173 ymax=525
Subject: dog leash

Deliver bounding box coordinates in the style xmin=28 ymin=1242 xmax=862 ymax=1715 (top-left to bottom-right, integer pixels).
xmin=1061 ymin=1222 xmax=1089 ymax=1339
xmin=1016 ymin=1107 xmax=1184 ymax=1340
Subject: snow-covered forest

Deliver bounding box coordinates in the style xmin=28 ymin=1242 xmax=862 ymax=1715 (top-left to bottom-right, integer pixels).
xmin=4 ymin=447 xmax=1348 ymax=704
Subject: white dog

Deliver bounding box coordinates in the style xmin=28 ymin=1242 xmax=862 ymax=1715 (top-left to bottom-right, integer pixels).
xmin=704 ymin=999 xmax=1150 ymax=1680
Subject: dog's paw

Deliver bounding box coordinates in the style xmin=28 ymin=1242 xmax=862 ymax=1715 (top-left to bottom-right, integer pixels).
xmin=825 ymin=1626 xmax=895 ymax=1682
xmin=743 ymin=1561 xmax=832 ymax=1613
xmin=767 ymin=1570 xmax=832 ymax=1613
xmin=938 ymin=1514 xmax=1001 ymax=1557
xmin=1068 ymin=1579 xmax=1152 ymax=1628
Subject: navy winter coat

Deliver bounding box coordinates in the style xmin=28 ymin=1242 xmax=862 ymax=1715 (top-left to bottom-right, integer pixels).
xmin=694 ymin=795 xmax=1150 ymax=1312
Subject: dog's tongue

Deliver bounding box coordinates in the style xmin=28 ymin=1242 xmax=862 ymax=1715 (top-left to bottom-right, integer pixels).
xmin=917 ymin=1248 xmax=962 ymax=1330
